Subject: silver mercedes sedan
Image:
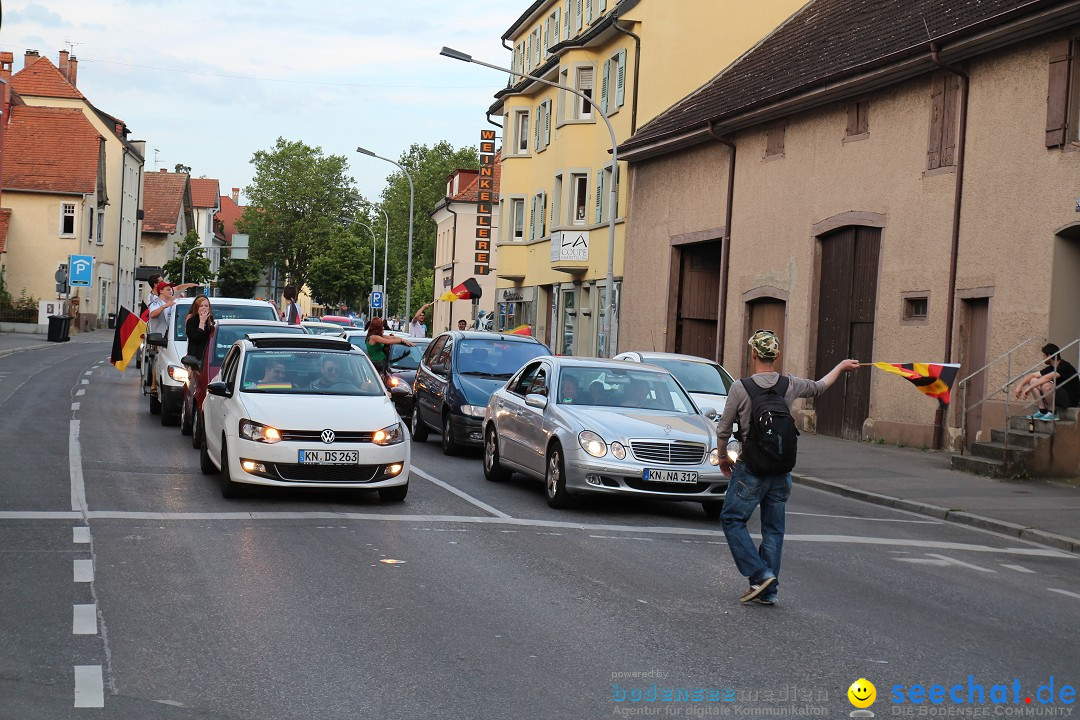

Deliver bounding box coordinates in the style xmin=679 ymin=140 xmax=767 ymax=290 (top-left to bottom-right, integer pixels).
xmin=482 ymin=357 xmax=728 ymax=517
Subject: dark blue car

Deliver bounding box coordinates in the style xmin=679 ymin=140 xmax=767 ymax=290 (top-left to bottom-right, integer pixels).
xmin=410 ymin=331 xmax=550 ymax=455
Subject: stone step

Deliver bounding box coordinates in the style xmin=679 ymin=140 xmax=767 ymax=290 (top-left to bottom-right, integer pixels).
xmin=950 ymin=453 xmax=1008 ymax=477
xmin=990 ymin=428 xmax=1052 ymax=449
xmin=970 ymin=441 xmax=1033 ymax=462
xmin=1007 ymin=415 xmax=1064 ymax=433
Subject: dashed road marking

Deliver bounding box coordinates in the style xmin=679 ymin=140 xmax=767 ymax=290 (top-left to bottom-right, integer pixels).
xmin=925 ymin=553 xmax=995 ymax=572
xmin=73 ymin=665 xmax=104 ymax=707
xmin=1048 ymin=588 xmax=1080 ymax=600
xmin=73 ymin=527 xmax=91 ymax=543
xmin=81 ymin=379 xmax=89 ymax=385
xmin=71 ymin=402 xmax=80 ymax=411
xmin=1001 ymin=563 xmax=1035 ymax=573
xmin=411 ymin=466 xmax=512 ymax=518
xmin=73 ymin=559 xmax=93 ymax=583
xmin=76 ymin=389 xmax=85 ymax=396
xmin=84 ymin=371 xmax=93 ymax=376
xmin=73 ymin=604 xmax=97 ymax=634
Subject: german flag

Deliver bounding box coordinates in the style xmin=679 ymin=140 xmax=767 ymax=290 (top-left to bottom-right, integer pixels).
xmin=440 ymin=277 xmax=483 ymax=302
xmin=873 ymin=362 xmax=960 ymax=408
xmin=111 ymin=306 xmax=147 ymax=372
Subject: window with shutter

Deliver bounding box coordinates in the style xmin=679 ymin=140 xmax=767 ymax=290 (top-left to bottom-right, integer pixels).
xmin=615 ymin=49 xmax=627 ymax=108
xmin=765 ymin=124 xmax=785 ymax=158
xmin=572 ymin=174 xmax=588 ymax=225
xmin=565 ymin=1 xmax=571 ymax=40
xmin=600 ymin=59 xmax=610 ymax=114
xmin=530 ymin=196 xmax=537 ymax=241
xmin=540 ymin=192 xmax=547 ymax=237
xmin=585 ymin=0 xmax=593 ymax=24
xmin=535 ymin=106 xmax=542 ymax=149
xmin=1045 ymin=38 xmax=1073 ymax=147
xmin=595 ymin=170 xmax=604 ymax=224
xmin=575 ymin=66 xmax=594 ymax=119
xmin=575 ymin=0 xmax=582 ymax=34
xmin=534 ymin=28 xmax=542 ymax=66
xmin=527 ymin=34 xmax=533 ymax=70
xmin=543 ymin=100 xmax=552 ymax=147
xmin=554 ymin=9 xmax=560 ymax=49
xmin=846 ymin=101 xmax=869 ymax=138
xmin=926 ymin=72 xmax=959 ymax=170
xmin=599 ymin=0 xmax=607 ymax=11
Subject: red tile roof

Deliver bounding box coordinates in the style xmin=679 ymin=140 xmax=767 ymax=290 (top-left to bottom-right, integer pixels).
xmin=452 ymin=152 xmax=501 ymax=203
xmin=216 ymin=193 xmax=245 ymax=246
xmin=10 ymin=56 xmax=84 ymax=100
xmin=2 ymin=106 xmax=101 ymax=194
xmin=189 ymin=178 xmax=220 ymax=209
xmin=142 ymin=171 xmax=190 ymax=234
xmin=0 ymin=209 xmax=11 ymax=254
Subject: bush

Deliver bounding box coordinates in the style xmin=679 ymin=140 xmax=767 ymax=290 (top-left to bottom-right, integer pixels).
xmin=0 ymin=290 xmax=40 ymax=323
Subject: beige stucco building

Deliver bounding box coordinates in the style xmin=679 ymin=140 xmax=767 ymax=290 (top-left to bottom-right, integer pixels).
xmin=617 ymin=0 xmax=1080 ymax=451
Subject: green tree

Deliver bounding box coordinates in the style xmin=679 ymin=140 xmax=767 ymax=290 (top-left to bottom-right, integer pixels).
xmin=307 ymin=229 xmax=373 ymax=310
xmin=162 ymin=230 xmax=212 ymax=285
xmin=238 ymin=138 xmax=355 ymax=291
xmin=362 ymin=141 xmax=478 ymax=317
xmin=174 ymin=163 xmax=192 ymax=174
xmin=216 ymin=257 xmax=263 ymax=298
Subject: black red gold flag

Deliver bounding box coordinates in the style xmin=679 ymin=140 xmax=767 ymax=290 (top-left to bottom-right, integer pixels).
xmin=111 ymin=306 xmax=147 ymax=372
xmin=872 ymin=362 xmax=961 ymax=408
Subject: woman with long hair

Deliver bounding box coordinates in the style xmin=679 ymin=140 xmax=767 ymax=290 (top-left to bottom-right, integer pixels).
xmin=365 ymin=316 xmax=414 ymax=376
xmin=184 ymin=295 xmax=215 ymax=364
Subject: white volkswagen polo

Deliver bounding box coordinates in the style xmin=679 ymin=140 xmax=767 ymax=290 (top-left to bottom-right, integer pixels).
xmin=199 ymin=334 xmax=410 ymax=500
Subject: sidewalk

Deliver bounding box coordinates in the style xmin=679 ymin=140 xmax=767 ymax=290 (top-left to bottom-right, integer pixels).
xmin=0 ymin=329 xmax=108 ymax=358
xmin=793 ymin=434 xmax=1080 ymax=554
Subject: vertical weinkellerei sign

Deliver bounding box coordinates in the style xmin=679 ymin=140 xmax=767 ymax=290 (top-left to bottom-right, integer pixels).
xmin=475 ymin=130 xmax=495 ymax=275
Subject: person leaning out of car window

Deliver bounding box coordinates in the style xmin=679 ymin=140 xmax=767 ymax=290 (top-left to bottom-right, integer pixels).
xmin=365 ymin=317 xmax=414 ymax=375
xmin=184 ymin=296 xmax=215 ymax=365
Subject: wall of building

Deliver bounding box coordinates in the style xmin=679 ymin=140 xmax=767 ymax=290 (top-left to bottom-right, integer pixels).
xmin=432 ymin=201 xmax=498 ymax=332
xmin=3 ymin=192 xmax=89 ymax=303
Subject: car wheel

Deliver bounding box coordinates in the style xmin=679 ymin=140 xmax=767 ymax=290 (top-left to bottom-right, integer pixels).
xmin=410 ymin=405 xmax=429 ymax=442
xmin=180 ymin=393 xmax=193 ymax=436
xmin=702 ymin=502 xmax=723 ymax=520
xmin=149 ymin=387 xmax=161 ymax=415
xmin=484 ymin=427 xmax=512 ymax=482
xmin=191 ymin=409 xmax=202 ymax=449
xmin=441 ymin=412 xmax=459 ymax=456
xmin=199 ymin=432 xmax=219 ymax=475
xmin=545 ymin=444 xmax=573 ymax=509
xmin=379 ymin=483 xmax=408 ymax=502
xmin=160 ymin=388 xmax=180 ymax=427
xmin=219 ymin=437 xmax=245 ymax=498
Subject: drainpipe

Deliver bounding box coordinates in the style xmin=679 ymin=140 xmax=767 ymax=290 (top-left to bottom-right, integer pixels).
xmin=446 ymin=198 xmax=458 ymax=327
xmin=133 ymin=161 xmax=143 ymax=311
xmin=612 ymin=20 xmax=641 ymax=135
xmin=930 ymin=42 xmax=969 ymax=451
xmin=706 ymin=120 xmax=736 ymax=365
xmin=486 ymin=113 xmax=503 ymax=129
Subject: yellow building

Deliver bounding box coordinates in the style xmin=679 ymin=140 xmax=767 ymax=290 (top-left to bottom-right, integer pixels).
xmin=491 ymin=0 xmax=807 ymax=355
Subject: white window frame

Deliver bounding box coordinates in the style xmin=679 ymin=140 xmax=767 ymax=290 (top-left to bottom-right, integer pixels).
xmin=513 ymin=109 xmax=530 ymax=155
xmin=574 ymin=64 xmax=595 ymax=120
xmin=571 ymin=173 xmax=589 ymax=226
xmin=96 ymin=210 xmax=105 ymax=246
xmin=60 ymin=203 xmax=76 ymax=237
xmin=510 ymin=198 xmax=526 ymax=241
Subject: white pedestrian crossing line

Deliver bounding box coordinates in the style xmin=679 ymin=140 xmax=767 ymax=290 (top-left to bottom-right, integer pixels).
xmin=73 ymin=526 xmax=91 ymax=543
xmin=73 ymin=665 xmax=104 ymax=707
xmin=80 ymin=379 xmax=89 ymax=385
xmin=73 ymin=559 xmax=94 ymax=583
xmin=924 ymin=553 xmax=996 ymax=572
xmin=84 ymin=371 xmax=93 ymax=376
xmin=71 ymin=402 xmax=80 ymax=411
xmin=76 ymin=389 xmax=85 ymax=396
xmin=1001 ymin=563 xmax=1035 ymax=573
xmin=1048 ymin=588 xmax=1080 ymax=600
xmin=73 ymin=604 xmax=97 ymax=634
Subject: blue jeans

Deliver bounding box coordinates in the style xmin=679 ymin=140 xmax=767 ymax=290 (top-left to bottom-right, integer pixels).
xmin=720 ymin=462 xmax=793 ymax=592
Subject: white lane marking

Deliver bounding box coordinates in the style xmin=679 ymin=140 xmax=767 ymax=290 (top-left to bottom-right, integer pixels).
xmin=1001 ymin=564 xmax=1035 ymax=573
xmin=73 ymin=665 xmax=104 ymax=707
xmin=70 ymin=420 xmax=87 ymax=514
xmin=896 ymin=557 xmax=953 ymax=567
xmin=73 ymin=559 xmax=94 ymax=583
xmin=411 ymin=466 xmax=512 ymax=518
xmin=925 ymin=553 xmax=996 ymax=572
xmin=80 ymin=379 xmax=89 ymax=385
xmin=0 ymin=512 xmax=82 ymax=519
xmin=73 ymin=527 xmax=91 ymax=543
xmin=789 ymin=511 xmax=940 ymax=524
xmin=71 ymin=402 xmax=80 ymax=411
xmin=73 ymin=604 xmax=97 ymax=634
xmin=76 ymin=389 xmax=85 ymax=396
xmin=1048 ymin=588 xmax=1080 ymax=600
xmin=84 ymin=371 xmax=93 ymax=376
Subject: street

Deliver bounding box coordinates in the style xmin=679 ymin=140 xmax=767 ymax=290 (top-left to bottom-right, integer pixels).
xmin=1 ymin=340 xmax=1078 ymax=720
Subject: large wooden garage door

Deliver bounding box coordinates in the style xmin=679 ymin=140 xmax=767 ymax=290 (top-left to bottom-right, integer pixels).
xmin=674 ymin=243 xmax=721 ymax=359
xmin=746 ymin=300 xmax=786 ymax=376
xmin=814 ymin=226 xmax=881 ymax=440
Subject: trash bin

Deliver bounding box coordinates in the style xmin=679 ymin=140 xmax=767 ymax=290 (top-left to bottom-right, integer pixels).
xmin=108 ymin=312 xmax=117 ymax=329
xmin=47 ymin=315 xmax=71 ymax=343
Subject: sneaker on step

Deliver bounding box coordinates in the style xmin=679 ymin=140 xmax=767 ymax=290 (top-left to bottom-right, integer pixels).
xmin=1042 ymin=412 xmax=1060 ymax=421
xmin=740 ymin=576 xmax=776 ymax=603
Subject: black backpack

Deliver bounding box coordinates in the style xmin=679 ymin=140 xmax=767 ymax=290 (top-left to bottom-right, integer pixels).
xmin=740 ymin=376 xmax=799 ymax=475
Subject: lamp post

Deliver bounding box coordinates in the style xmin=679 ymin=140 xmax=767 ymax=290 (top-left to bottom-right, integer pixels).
xmin=440 ymin=46 xmax=620 ymax=357
xmin=374 ymin=205 xmax=390 ymax=318
xmin=357 ymin=147 xmax=415 ymax=320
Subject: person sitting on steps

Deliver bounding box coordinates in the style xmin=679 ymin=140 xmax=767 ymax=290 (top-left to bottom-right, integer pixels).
xmin=1015 ymin=342 xmax=1079 ymax=422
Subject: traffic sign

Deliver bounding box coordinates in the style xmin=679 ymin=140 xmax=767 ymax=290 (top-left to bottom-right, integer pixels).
xmin=371 ymin=291 xmax=383 ymax=310
xmin=69 ymin=255 xmax=94 ymax=287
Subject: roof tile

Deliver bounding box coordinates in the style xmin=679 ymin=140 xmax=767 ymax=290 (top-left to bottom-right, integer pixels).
xmin=10 ymin=56 xmax=84 ymax=100
xmin=2 ymin=106 xmax=101 ymax=194
xmin=452 ymin=152 xmax=501 ymax=203
xmin=189 ymin=178 xmax=220 ymax=209
xmin=142 ymin=171 xmax=190 ymax=234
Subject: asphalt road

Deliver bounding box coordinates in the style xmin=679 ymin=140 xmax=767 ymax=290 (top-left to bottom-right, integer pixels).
xmin=1 ymin=341 xmax=1078 ymax=719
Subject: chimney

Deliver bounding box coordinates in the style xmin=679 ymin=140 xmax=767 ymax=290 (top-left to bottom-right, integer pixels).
xmin=68 ymin=55 xmax=78 ymax=86
xmin=24 ymin=49 xmax=39 ymax=69
xmin=0 ymin=52 xmax=12 ymax=104
xmin=59 ymin=50 xmax=69 ymax=80
xmin=231 ymin=188 xmax=239 ymax=204
xmin=160 ymin=168 xmax=168 ymax=173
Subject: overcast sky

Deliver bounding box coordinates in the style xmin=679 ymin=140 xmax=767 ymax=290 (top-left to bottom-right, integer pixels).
xmin=3 ymin=1 xmax=523 ymax=202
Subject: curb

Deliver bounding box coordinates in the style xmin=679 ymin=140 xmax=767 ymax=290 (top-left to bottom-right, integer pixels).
xmin=0 ymin=342 xmax=55 ymax=359
xmin=792 ymin=474 xmax=1080 ymax=555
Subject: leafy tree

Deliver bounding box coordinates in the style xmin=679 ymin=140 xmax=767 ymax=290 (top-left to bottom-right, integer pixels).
xmin=361 ymin=141 xmax=478 ymax=317
xmin=216 ymin=257 xmax=263 ymax=298
xmin=174 ymin=163 xmax=192 ymax=174
xmin=162 ymin=230 xmax=212 ymax=286
xmin=238 ymin=138 xmax=356 ymax=291
xmin=307 ymin=229 xmax=373 ymax=310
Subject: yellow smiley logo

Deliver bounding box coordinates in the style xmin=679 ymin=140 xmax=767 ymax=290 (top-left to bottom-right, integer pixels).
xmin=848 ymin=679 xmax=876 ymax=709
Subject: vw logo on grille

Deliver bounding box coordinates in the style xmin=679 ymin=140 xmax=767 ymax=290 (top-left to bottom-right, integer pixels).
xmin=321 ymin=429 xmax=336 ymax=444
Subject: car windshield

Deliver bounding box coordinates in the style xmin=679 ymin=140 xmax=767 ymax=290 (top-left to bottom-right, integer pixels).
xmin=647 ymin=358 xmax=734 ymax=396
xmin=175 ymin=303 xmax=278 ymax=341
xmin=457 ymin=339 xmax=548 ymax=378
xmin=212 ymin=325 xmax=306 ymax=366
xmin=388 ymin=341 xmax=430 ymax=370
xmin=240 ymin=350 xmax=384 ymax=396
xmin=558 ymin=366 xmax=697 ymax=412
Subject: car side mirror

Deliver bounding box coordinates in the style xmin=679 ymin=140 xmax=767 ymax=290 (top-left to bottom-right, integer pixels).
xmin=147 ymin=332 xmax=167 ymax=348
xmin=206 ymin=381 xmax=231 ymax=398
xmin=430 ymin=363 xmax=449 ymax=376
xmin=700 ymin=406 xmax=717 ymax=419
xmin=525 ymin=393 xmax=548 ymax=410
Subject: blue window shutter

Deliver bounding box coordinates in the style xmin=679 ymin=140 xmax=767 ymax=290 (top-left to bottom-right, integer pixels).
xmin=585 ymin=0 xmax=593 ymax=24
xmin=595 ymin=170 xmax=604 ymax=224
xmin=575 ymin=0 xmax=582 ymax=33
xmin=599 ymin=59 xmax=609 ymax=114
xmin=565 ymin=2 xmax=571 ymax=39
xmin=526 ymin=35 xmax=533 ymax=70
xmin=554 ymin=10 xmax=560 ymax=46
xmin=535 ymin=106 xmax=541 ymax=148
xmin=544 ymin=101 xmax=551 ymax=147
xmin=540 ymin=192 xmax=547 ymax=237
xmin=534 ymin=29 xmax=541 ymax=66
xmin=530 ymin=196 xmax=537 ymax=241
xmin=616 ymin=49 xmax=627 ymax=107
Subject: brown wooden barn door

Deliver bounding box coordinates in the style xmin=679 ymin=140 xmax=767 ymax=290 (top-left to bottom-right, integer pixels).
xmin=674 ymin=243 xmax=722 ymax=360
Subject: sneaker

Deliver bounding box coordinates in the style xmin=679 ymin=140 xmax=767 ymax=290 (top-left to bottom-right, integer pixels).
xmin=752 ymin=594 xmax=778 ymax=606
xmin=1035 ymin=411 xmax=1059 ymax=421
xmin=740 ymin=576 xmax=776 ymax=603
xmin=1025 ymin=412 xmax=1042 ymax=420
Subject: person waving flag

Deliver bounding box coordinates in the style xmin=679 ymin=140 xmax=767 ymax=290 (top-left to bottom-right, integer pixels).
xmin=110 ymin=307 xmax=147 ymax=372
xmin=872 ymin=362 xmax=960 ymax=408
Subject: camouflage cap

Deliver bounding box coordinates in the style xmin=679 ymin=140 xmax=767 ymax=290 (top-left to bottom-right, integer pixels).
xmin=748 ymin=329 xmax=780 ymax=360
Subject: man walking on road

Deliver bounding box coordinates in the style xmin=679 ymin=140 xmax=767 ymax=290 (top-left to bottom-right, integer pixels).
xmin=716 ymin=330 xmax=859 ymax=605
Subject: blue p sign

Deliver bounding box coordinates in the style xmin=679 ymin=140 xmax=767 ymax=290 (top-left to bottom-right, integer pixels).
xmin=371 ymin=291 xmax=383 ymax=309
xmin=69 ymin=255 xmax=94 ymax=287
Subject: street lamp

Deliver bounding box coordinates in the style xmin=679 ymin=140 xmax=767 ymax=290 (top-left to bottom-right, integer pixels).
xmin=357 ymin=147 xmax=415 ymax=320
xmin=440 ymin=46 xmax=620 ymax=356
xmin=349 ymin=194 xmax=392 ymax=318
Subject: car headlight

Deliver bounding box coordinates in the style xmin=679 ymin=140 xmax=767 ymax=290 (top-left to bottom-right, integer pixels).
xmin=239 ymin=419 xmax=281 ymax=444
xmin=460 ymin=404 xmax=486 ymax=418
xmin=578 ymin=430 xmax=608 ymax=458
xmin=373 ymin=423 xmax=404 ymax=446
xmin=168 ymin=365 xmax=189 ymax=383
xmin=709 ymin=448 xmax=721 ymax=466
xmin=611 ymin=441 xmax=627 ymax=460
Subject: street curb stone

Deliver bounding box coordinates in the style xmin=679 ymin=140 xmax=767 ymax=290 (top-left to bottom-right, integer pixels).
xmin=0 ymin=343 xmax=54 ymax=359
xmin=792 ymin=473 xmax=1079 ymax=553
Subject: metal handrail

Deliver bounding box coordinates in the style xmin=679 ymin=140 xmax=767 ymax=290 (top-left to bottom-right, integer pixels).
xmin=957 ymin=337 xmax=1037 ymax=388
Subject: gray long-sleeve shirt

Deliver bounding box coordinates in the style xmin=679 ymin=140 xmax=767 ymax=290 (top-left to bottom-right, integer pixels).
xmin=716 ymin=372 xmax=830 ymax=445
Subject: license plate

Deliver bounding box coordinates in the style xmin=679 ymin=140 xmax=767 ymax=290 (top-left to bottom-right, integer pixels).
xmin=299 ymin=450 xmax=359 ymax=465
xmin=643 ymin=469 xmax=699 ymax=483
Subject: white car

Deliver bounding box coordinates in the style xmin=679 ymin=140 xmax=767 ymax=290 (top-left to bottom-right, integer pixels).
xmin=613 ymin=351 xmax=735 ymax=419
xmin=199 ymin=334 xmax=411 ymax=500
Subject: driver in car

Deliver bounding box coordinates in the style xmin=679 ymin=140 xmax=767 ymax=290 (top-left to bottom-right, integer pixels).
xmin=311 ymin=356 xmax=348 ymax=390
